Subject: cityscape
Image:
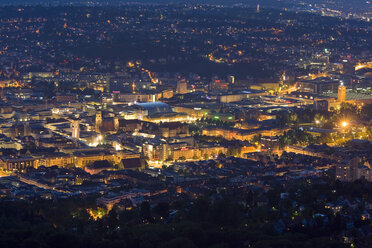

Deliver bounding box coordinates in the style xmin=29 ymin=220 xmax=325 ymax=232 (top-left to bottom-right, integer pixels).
xmin=0 ymin=0 xmax=371 ymax=247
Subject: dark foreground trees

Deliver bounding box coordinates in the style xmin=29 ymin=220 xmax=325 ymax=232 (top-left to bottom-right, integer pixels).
xmin=0 ymin=190 xmax=352 ymax=248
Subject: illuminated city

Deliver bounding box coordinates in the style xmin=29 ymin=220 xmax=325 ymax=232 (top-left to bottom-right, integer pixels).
xmin=0 ymin=0 xmax=371 ymax=247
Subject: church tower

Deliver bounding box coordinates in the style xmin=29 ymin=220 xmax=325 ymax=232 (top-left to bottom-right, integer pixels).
xmin=96 ymin=111 xmax=102 ymax=132
xmin=72 ymin=120 xmax=80 ymax=140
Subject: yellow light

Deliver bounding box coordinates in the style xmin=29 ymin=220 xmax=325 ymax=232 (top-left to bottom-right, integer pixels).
xmin=341 ymin=121 xmax=348 ymax=127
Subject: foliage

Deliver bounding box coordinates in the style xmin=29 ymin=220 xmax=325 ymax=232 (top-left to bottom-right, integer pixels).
xmin=0 ymin=178 xmax=367 ymax=248
xmin=278 ymin=129 xmax=316 ymax=148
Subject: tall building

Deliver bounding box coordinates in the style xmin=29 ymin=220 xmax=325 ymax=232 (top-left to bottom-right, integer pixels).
xmin=72 ymin=120 xmax=80 ymax=139
xmin=256 ymin=4 xmax=260 ymax=13
xmin=338 ymin=83 xmax=346 ymax=102
xmin=335 ymin=157 xmax=359 ymax=182
xmin=143 ymin=141 xmax=169 ymax=161
xmin=342 ymin=60 xmax=355 ymax=75
xmin=96 ymin=111 xmax=102 ymax=132
xmin=176 ymin=81 xmax=188 ymax=94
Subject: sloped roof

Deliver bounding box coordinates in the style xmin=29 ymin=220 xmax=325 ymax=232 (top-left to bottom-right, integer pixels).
xmin=121 ymin=157 xmax=144 ymax=169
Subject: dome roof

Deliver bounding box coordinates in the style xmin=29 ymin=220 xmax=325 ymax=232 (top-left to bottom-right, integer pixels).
xmin=135 ymin=102 xmax=172 ymax=116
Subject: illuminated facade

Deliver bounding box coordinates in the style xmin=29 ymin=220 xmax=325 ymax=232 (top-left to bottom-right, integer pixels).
xmin=39 ymin=154 xmax=74 ymax=167
xmin=176 ymin=81 xmax=188 ymax=94
xmin=0 ymin=156 xmax=36 ymax=171
xmin=172 ymin=146 xmax=227 ymax=160
xmin=96 ymin=111 xmax=102 ymax=132
xmin=72 ymin=120 xmax=80 ymax=140
xmin=73 ymin=150 xmax=140 ymax=168
xmin=202 ymin=126 xmax=289 ymax=141
xmin=338 ymin=84 xmax=346 ymax=102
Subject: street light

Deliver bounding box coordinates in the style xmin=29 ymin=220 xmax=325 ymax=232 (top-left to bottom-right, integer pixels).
xmin=341 ymin=121 xmax=348 ymax=128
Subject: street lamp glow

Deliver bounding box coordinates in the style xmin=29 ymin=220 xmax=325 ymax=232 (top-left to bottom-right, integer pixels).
xmin=315 ymin=120 xmax=320 ymax=124
xmin=341 ymin=121 xmax=348 ymax=127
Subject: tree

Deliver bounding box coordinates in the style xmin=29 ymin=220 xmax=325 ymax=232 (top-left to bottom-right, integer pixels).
xmin=227 ymin=144 xmax=242 ymax=157
xmin=153 ymin=202 xmax=169 ymax=219
xmin=189 ymin=197 xmax=210 ymax=221
xmin=158 ymin=237 xmax=197 ymax=248
xmin=21 ymin=238 xmax=41 ymax=248
xmin=46 ymin=232 xmax=80 ymax=248
xmin=107 ymin=206 xmax=119 ymax=229
xmin=218 ymin=152 xmax=226 ymax=159
xmin=140 ymin=201 xmax=152 ymax=222
xmin=251 ymin=134 xmax=262 ymax=145
xmin=361 ymin=104 xmax=372 ymax=119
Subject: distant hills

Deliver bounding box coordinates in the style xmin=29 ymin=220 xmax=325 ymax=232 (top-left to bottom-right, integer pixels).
xmin=0 ymin=0 xmax=367 ymax=7
xmin=0 ymin=0 xmax=369 ymax=15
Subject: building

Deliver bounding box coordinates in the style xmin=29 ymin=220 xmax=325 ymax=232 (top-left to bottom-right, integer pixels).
xmin=128 ymin=102 xmax=191 ymax=123
xmin=338 ymin=83 xmax=346 ymax=102
xmin=297 ymin=78 xmax=340 ymax=94
xmin=217 ymin=90 xmax=267 ymax=103
xmin=134 ymin=102 xmax=173 ymax=117
xmin=120 ymin=157 xmax=146 ymax=170
xmin=72 ymin=120 xmax=80 ymax=139
xmin=313 ymin=100 xmax=329 ymax=112
xmin=143 ymin=141 xmax=169 ymax=161
xmin=202 ymin=126 xmax=289 ymax=142
xmin=176 ymin=80 xmax=188 ymax=94
xmin=209 ymin=79 xmax=229 ymax=91
xmin=158 ymin=122 xmax=190 ymax=138
xmin=260 ymin=136 xmax=280 ymax=153
xmin=109 ymin=77 xmax=132 ymax=92
xmin=85 ymin=160 xmax=113 ymax=175
xmin=335 ymin=157 xmax=359 ymax=182
xmin=0 ymin=135 xmax=23 ymax=149
xmin=162 ymin=89 xmax=174 ymax=99
xmin=96 ymin=111 xmax=102 ymax=132
xmin=55 ymin=93 xmax=77 ymax=103
xmin=171 ymin=145 xmax=227 ymax=160
xmin=118 ymin=119 xmax=143 ymax=132
xmin=38 ymin=153 xmax=74 ymax=167
xmin=118 ymin=91 xmax=161 ymax=103
xmin=342 ymin=60 xmax=355 ymax=75
xmin=73 ymin=149 xmax=139 ymax=168
xmin=0 ymin=156 xmax=36 ymax=171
